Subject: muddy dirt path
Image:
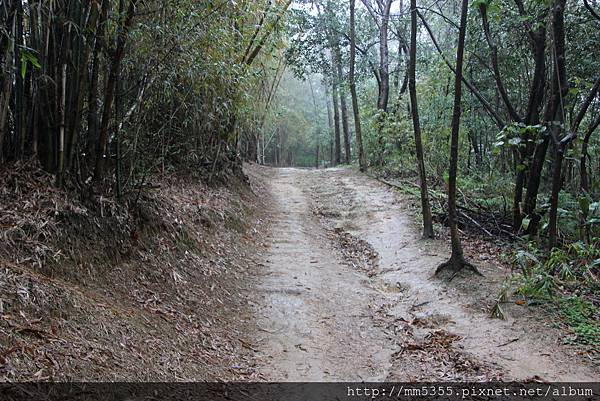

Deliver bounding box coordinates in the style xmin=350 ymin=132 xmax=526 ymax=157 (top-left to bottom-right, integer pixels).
xmin=250 ymin=168 xmax=392 ymax=381
xmin=247 ymin=166 xmax=599 ymax=381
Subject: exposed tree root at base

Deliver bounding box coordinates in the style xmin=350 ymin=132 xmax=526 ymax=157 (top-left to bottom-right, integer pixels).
xmin=435 ymin=255 xmax=483 ymax=280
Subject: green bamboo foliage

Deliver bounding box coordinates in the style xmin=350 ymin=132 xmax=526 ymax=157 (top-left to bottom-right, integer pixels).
xmin=0 ymin=0 xmax=290 ymax=186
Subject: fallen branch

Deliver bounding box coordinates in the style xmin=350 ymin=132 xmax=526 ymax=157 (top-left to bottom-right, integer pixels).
xmin=369 ymin=173 xmax=519 ymax=241
xmin=459 ymin=210 xmax=493 ymax=237
xmin=498 ymin=338 xmax=519 ymax=347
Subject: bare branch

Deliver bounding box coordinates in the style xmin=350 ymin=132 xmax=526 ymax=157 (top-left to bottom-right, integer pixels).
xmin=479 ymin=3 xmax=522 ymax=122
xmin=572 ymin=75 xmax=600 ymax=133
xmin=584 ymin=0 xmax=600 ymax=21
xmin=417 ymin=10 xmax=506 ymax=128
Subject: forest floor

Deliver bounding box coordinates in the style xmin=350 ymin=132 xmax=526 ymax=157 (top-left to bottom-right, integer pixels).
xmin=243 ymin=164 xmax=599 ymax=381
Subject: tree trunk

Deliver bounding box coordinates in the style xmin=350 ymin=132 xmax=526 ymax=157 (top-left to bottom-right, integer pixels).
xmin=331 ymin=76 xmax=341 ymax=166
xmin=315 ymin=132 xmax=320 ymax=169
xmin=57 ymin=62 xmax=66 ymax=186
xmin=436 ymin=0 xmax=480 ymax=276
xmin=375 ymin=0 xmax=392 ymax=167
xmin=325 ymin=86 xmax=334 ymax=166
xmin=94 ymin=0 xmax=137 ymax=181
xmin=67 ymin=0 xmax=98 ymax=172
xmin=87 ymin=0 xmax=109 ymax=175
xmin=518 ymin=29 xmax=547 ymax=230
xmin=14 ymin=0 xmax=25 ymax=158
xmin=548 ymin=135 xmax=566 ymax=248
xmin=377 ymin=0 xmax=392 ymax=112
xmin=0 ymin=3 xmax=17 ymax=161
xmin=333 ymin=43 xmax=351 ymax=164
xmin=340 ymin=87 xmax=351 ymax=164
xmin=349 ymin=0 xmax=366 ymax=172
xmin=546 ymin=0 xmax=569 ymax=248
xmin=409 ymin=0 xmax=434 ymax=239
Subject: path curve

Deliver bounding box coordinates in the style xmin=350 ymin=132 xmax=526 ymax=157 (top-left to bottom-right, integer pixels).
xmin=247 ymin=166 xmax=599 ymax=381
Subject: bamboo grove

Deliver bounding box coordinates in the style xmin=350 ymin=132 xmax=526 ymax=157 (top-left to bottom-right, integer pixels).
xmin=0 ymin=0 xmax=291 ymax=190
xmin=274 ymin=0 xmax=600 ymax=253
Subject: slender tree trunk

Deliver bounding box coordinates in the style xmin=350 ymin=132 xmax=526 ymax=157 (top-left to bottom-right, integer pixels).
xmin=28 ymin=1 xmax=40 ymax=157
xmin=377 ymin=0 xmax=392 ymax=112
xmin=331 ymin=77 xmax=341 ymax=166
xmin=375 ymin=4 xmax=390 ymax=167
xmin=315 ymin=131 xmax=321 ymax=170
xmin=14 ymin=0 xmax=25 ymax=158
xmin=546 ymin=0 xmax=569 ymax=248
xmin=331 ymin=35 xmax=350 ymax=164
xmin=340 ymin=87 xmax=351 ymax=164
xmin=324 ymin=3 xmax=342 ymax=166
xmin=308 ymin=79 xmax=321 ymax=169
xmin=349 ymin=0 xmax=366 ymax=172
xmin=478 ymin=2 xmax=521 ymax=122
xmin=513 ymin=154 xmax=526 ymax=230
xmin=436 ymin=0 xmax=480 ymax=276
xmin=115 ymin=70 xmax=123 ymax=199
xmin=94 ymin=0 xmax=137 ymax=181
xmin=325 ymin=87 xmax=334 ymax=166
xmin=38 ymin=0 xmax=55 ymax=171
xmin=520 ymin=16 xmax=553 ymax=234
xmin=365 ymin=0 xmax=393 ymax=167
xmin=480 ymin=1 xmax=548 ymax=232
xmin=0 ymin=4 xmax=17 ymax=161
xmin=548 ymin=135 xmax=566 ymax=248
xmin=57 ymin=62 xmax=67 ymax=186
xmin=409 ymin=0 xmax=434 ymax=239
xmin=87 ymin=0 xmax=109 ymax=174
xmin=68 ymin=0 xmax=98 ymax=172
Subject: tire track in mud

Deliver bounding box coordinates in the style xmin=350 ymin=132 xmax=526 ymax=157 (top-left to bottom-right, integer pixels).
xmin=248 ymin=166 xmax=599 ymax=381
xmin=251 ymin=168 xmax=393 ymax=381
xmin=303 ymin=170 xmax=500 ymax=381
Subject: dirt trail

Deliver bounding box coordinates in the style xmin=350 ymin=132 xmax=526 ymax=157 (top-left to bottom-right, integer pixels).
xmin=247 ymin=166 xmax=599 ymax=381
xmin=251 ymin=168 xmax=392 ymax=381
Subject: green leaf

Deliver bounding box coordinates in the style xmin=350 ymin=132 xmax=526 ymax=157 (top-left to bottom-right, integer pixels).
xmin=578 ymin=196 xmax=590 ymax=217
xmin=568 ymin=87 xmax=579 ymax=97
xmin=19 ymin=51 xmax=41 ymax=79
xmin=20 ymin=58 xmax=27 ymax=79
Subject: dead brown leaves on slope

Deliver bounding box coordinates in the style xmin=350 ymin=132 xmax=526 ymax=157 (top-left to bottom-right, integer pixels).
xmin=0 ymin=161 xmax=265 ymax=381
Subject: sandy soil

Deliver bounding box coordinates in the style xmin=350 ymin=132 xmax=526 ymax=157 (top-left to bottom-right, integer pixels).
xmin=245 ymin=165 xmax=599 ymax=382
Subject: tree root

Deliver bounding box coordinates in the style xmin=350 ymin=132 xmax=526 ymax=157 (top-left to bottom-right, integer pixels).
xmin=435 ymin=255 xmax=483 ymax=280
